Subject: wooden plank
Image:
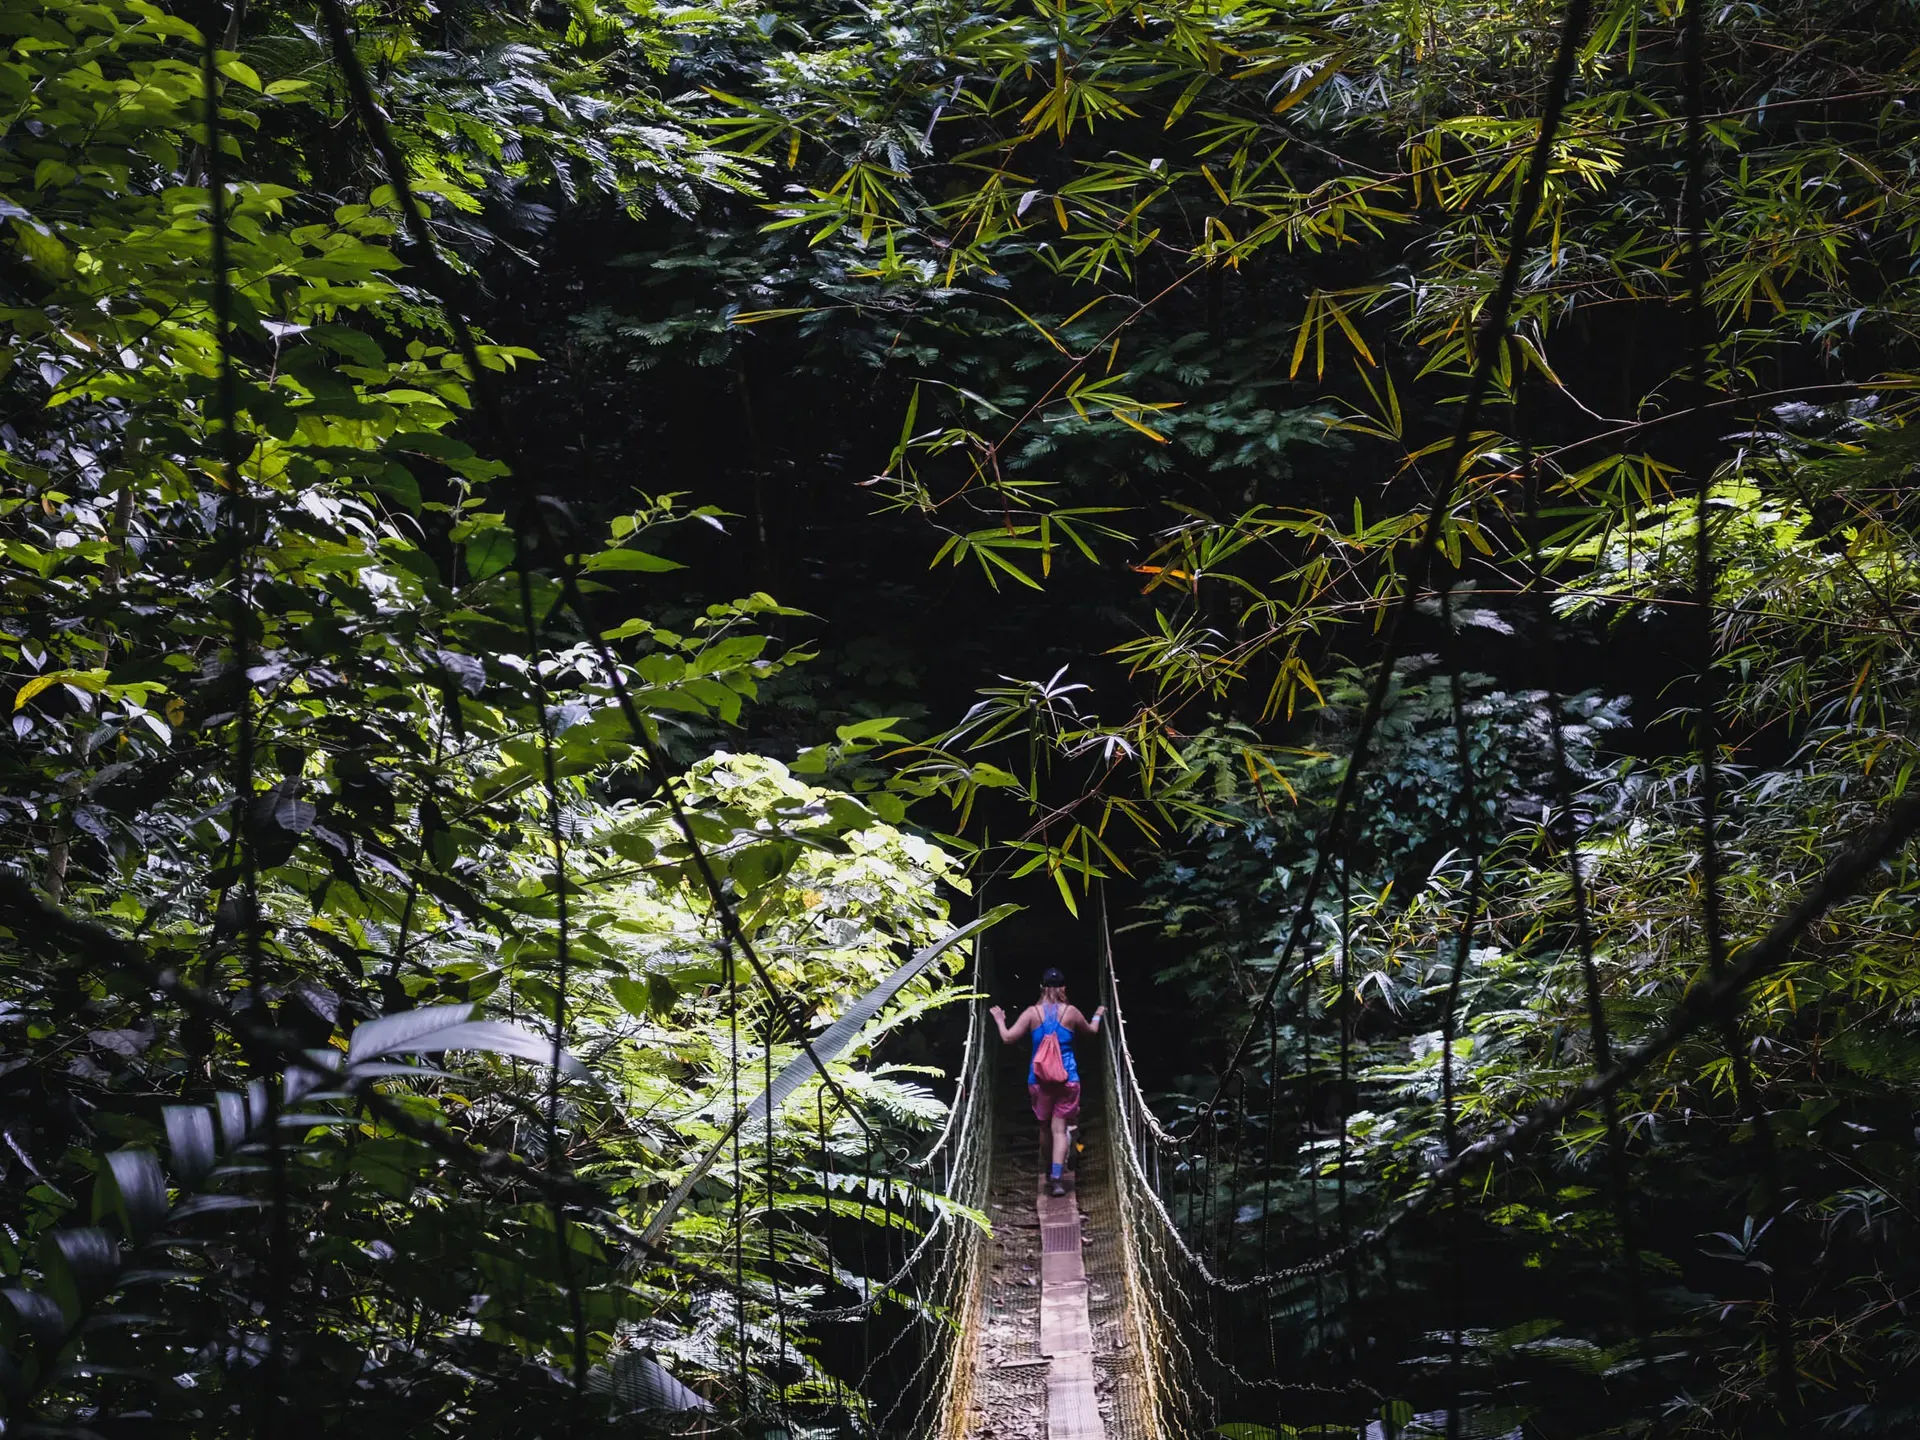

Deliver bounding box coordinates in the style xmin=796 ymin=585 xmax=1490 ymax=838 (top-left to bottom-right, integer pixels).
xmin=1035 ymin=1153 xmax=1104 ymax=1439
xmin=1042 ymin=1220 xmax=1081 ymax=1253
xmin=1046 ymin=1351 xmax=1104 ymax=1440
xmin=1039 ymin=1283 xmax=1092 ymax=1356
xmin=1036 ymin=1186 xmax=1079 ymax=1221
xmin=1041 ymin=1249 xmax=1086 ymax=1286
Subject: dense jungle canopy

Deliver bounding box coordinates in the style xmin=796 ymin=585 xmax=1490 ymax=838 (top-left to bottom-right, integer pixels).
xmin=4 ymin=0 xmax=1920 ymax=1434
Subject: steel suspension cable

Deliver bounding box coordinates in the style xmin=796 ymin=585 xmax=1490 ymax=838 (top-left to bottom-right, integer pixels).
xmin=730 ymin=946 xmax=749 ymax=1411
xmin=1299 ymin=947 xmax=1325 ymax=1360
xmin=1260 ymin=999 xmax=1279 ymax=1368
xmin=816 ymin=1087 xmax=837 ymax=1418
xmin=1337 ymin=851 xmax=1357 ymax=1326
xmin=761 ymin=1010 xmax=778 ymax=1413
xmin=858 ymin=1126 xmax=874 ymax=1386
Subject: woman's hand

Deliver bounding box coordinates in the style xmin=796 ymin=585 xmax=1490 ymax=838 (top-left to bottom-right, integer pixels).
xmin=989 ymin=1005 xmax=1006 ymax=1024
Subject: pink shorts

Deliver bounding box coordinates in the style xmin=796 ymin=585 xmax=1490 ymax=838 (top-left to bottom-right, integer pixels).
xmin=1029 ymin=1081 xmax=1081 ymax=1123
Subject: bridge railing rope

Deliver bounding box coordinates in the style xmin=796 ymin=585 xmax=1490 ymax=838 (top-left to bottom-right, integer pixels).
xmin=850 ymin=925 xmax=996 ymax=1440
xmin=627 ymin=912 xmax=995 ymax=1435
xmin=1095 ymin=770 xmax=1920 ymax=1435
xmin=1098 ymin=887 xmax=1220 ymax=1436
xmin=1100 ymin=884 xmax=1388 ymax=1435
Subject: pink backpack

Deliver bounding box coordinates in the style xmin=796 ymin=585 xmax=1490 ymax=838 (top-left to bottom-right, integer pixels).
xmin=1033 ymin=1007 xmax=1069 ymax=1085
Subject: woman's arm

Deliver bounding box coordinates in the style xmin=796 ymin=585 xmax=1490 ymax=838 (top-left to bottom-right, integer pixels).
xmin=988 ymin=1005 xmax=1035 ymax=1043
xmin=1065 ymin=1004 xmax=1108 ymax=1036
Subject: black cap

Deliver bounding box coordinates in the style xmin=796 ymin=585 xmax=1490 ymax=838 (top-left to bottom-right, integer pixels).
xmin=1040 ymin=967 xmax=1067 ymax=987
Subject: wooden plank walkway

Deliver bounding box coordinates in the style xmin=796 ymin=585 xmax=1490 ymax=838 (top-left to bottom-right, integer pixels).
xmin=954 ymin=1069 xmax=1153 ymax=1440
xmin=1038 ymin=1182 xmax=1103 ymax=1440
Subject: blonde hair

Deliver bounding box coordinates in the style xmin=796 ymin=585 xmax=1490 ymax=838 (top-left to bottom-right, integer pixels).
xmin=1039 ymin=984 xmax=1068 ymax=1006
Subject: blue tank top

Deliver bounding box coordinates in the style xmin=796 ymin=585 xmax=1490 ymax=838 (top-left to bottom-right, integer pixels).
xmin=1028 ymin=1004 xmax=1079 ymax=1086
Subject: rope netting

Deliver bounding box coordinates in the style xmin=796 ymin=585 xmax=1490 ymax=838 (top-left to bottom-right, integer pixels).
xmin=1096 ymin=747 xmax=1920 ymax=1437
xmin=829 ymin=931 xmax=996 ymax=1440
xmin=1098 ymin=888 xmax=1222 ymax=1436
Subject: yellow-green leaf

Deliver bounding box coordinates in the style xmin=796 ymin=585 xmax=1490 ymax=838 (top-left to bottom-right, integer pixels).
xmin=15 ymin=669 xmax=108 ymax=710
xmin=585 ymin=549 xmax=685 ymax=574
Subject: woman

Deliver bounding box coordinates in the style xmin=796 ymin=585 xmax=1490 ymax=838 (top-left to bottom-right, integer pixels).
xmin=990 ymin=967 xmax=1107 ymax=1197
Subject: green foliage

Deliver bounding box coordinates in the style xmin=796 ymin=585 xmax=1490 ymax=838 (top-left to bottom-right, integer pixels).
xmin=1137 ymin=418 xmax=1920 ymax=1435
xmin=0 ymin=1 xmax=987 ymax=1432
xmin=8 ymin=0 xmax=1920 ymax=1432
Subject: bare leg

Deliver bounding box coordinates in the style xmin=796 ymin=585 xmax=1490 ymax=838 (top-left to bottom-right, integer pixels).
xmin=1051 ymin=1112 xmax=1070 ymax=1169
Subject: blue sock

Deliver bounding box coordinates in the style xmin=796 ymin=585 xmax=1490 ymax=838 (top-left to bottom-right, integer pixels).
xmin=1050 ymin=1162 xmax=1063 ymax=1179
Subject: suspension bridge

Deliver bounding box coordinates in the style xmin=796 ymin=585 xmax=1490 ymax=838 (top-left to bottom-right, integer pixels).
xmin=680 ymin=727 xmax=1920 ymax=1440
xmin=678 ymin=890 xmax=1255 ymax=1440
xmin=12 ymin=0 xmax=1920 ymax=1430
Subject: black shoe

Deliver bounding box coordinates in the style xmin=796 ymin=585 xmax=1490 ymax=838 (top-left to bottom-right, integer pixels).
xmin=1049 ymin=1178 xmax=1067 ymax=1197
